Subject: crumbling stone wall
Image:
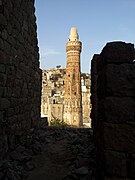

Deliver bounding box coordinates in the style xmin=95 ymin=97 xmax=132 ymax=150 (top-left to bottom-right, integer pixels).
xmin=0 ymin=0 xmax=41 ymax=159
xmin=91 ymin=42 xmax=135 ymax=179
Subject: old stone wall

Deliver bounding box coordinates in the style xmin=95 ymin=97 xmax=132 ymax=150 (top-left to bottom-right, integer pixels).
xmin=0 ymin=0 xmax=41 ymax=159
xmin=91 ymin=42 xmax=135 ymax=179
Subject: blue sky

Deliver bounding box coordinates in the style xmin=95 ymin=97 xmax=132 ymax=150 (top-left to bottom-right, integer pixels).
xmin=35 ymin=0 xmax=135 ymax=72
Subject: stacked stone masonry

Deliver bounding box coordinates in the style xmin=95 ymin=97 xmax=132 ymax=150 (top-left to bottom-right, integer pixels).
xmin=0 ymin=0 xmax=41 ymax=159
xmin=91 ymin=42 xmax=135 ymax=179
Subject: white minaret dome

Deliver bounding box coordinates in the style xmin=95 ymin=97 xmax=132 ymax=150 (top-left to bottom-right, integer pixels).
xmin=69 ymin=27 xmax=79 ymax=41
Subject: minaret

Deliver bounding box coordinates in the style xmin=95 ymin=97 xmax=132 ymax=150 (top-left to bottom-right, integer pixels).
xmin=64 ymin=27 xmax=82 ymax=127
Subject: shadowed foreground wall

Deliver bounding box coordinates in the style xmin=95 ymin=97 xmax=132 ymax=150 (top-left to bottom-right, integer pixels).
xmin=0 ymin=0 xmax=41 ymax=159
xmin=91 ymin=42 xmax=135 ymax=179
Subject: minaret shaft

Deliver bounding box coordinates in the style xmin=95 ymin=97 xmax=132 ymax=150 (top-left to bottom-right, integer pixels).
xmin=64 ymin=27 xmax=82 ymax=127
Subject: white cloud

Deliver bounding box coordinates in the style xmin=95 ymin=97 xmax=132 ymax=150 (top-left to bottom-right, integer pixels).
xmin=40 ymin=48 xmax=61 ymax=58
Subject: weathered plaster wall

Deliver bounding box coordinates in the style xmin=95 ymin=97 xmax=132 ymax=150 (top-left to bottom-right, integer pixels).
xmin=0 ymin=0 xmax=41 ymax=159
xmin=91 ymin=42 xmax=135 ymax=179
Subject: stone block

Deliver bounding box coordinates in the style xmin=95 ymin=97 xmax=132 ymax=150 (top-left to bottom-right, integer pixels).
xmin=2 ymin=29 xmax=8 ymax=40
xmin=0 ymin=64 xmax=5 ymax=73
xmin=7 ymin=24 xmax=12 ymax=35
xmin=99 ymin=97 xmax=135 ymax=123
xmin=0 ymin=111 xmax=4 ymax=122
xmin=104 ymin=150 xmax=127 ymax=177
xmin=130 ymin=159 xmax=135 ymax=178
xmin=0 ymin=73 xmax=7 ymax=86
xmin=7 ymin=108 xmax=14 ymax=117
xmin=6 ymin=76 xmax=15 ymax=87
xmin=104 ymin=123 xmax=135 ymax=153
xmin=4 ymin=41 xmax=11 ymax=54
xmin=0 ymin=135 xmax=8 ymax=160
xmin=0 ymin=14 xmax=7 ymax=26
xmin=6 ymin=65 xmax=15 ymax=75
xmin=8 ymin=115 xmax=17 ymax=125
xmin=0 ymin=98 xmax=10 ymax=110
xmin=14 ymin=106 xmax=19 ymax=114
xmin=7 ymin=134 xmax=15 ymax=150
xmin=100 ymin=64 xmax=135 ymax=97
xmin=10 ymin=97 xmax=18 ymax=108
xmin=6 ymin=87 xmax=12 ymax=97
xmin=11 ymin=87 xmax=21 ymax=98
xmin=0 ymin=51 xmax=9 ymax=64
xmin=101 ymin=41 xmax=134 ymax=64
xmin=0 ymin=38 xmax=4 ymax=51
xmin=0 ymin=87 xmax=4 ymax=97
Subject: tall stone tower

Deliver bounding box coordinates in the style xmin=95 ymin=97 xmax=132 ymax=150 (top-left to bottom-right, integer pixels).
xmin=64 ymin=27 xmax=82 ymax=127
